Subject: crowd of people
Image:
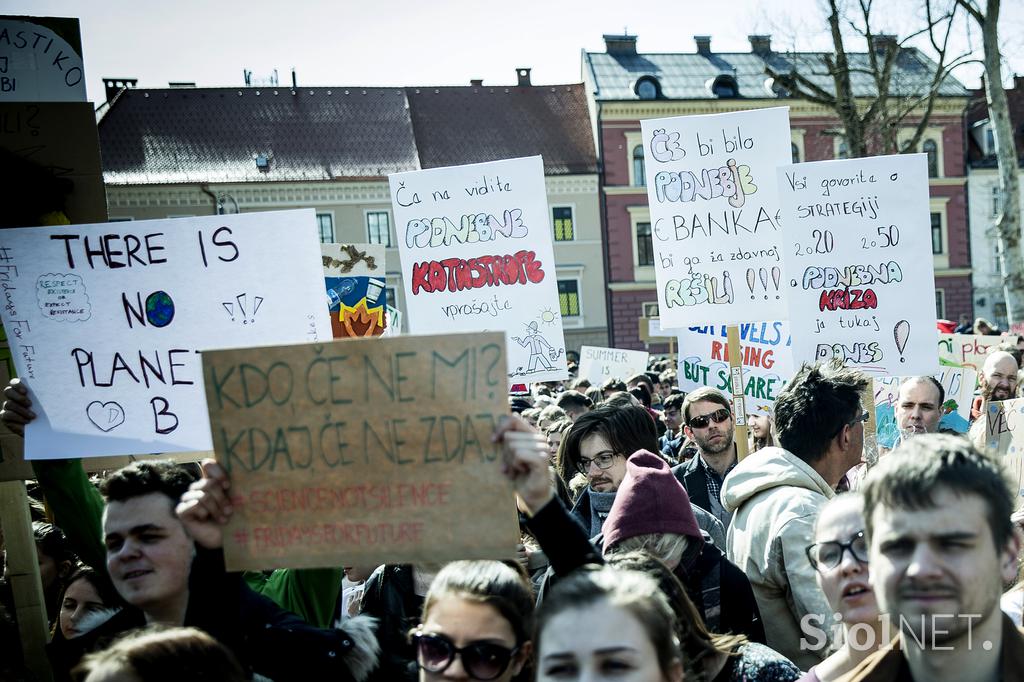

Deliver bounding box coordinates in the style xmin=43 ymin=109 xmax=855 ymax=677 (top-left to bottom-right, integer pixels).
xmin=3 ymin=339 xmax=1024 ymax=681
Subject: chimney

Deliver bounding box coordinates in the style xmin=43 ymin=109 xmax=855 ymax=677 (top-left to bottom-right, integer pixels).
xmin=695 ymin=35 xmax=712 ymax=55
xmin=470 ymin=79 xmax=483 ymax=87
xmin=516 ymin=68 xmax=532 ymax=86
xmin=603 ymin=34 xmax=637 ymax=56
xmin=748 ymin=34 xmax=772 ymax=55
xmin=872 ymin=34 xmax=898 ymax=53
xmin=103 ymin=77 xmax=137 ymax=103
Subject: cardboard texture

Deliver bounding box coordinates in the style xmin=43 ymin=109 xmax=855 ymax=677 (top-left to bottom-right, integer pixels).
xmin=983 ymin=398 xmax=1024 ymax=508
xmin=0 ymin=101 xmax=107 ymax=225
xmin=203 ymin=332 xmax=519 ymax=571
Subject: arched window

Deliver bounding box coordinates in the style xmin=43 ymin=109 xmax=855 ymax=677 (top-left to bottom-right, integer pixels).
xmin=633 ymin=145 xmax=646 ymax=186
xmin=791 ymin=143 xmax=800 ymax=163
xmin=709 ymin=74 xmax=738 ymax=98
xmin=634 ymin=76 xmax=661 ymax=100
xmin=923 ymin=139 xmax=939 ymax=177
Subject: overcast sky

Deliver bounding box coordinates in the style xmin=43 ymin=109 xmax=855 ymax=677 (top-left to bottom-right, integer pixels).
xmin=8 ymin=0 xmax=1024 ymax=103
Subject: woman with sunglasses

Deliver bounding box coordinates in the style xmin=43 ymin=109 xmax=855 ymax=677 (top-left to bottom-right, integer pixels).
xmin=413 ymin=560 xmax=533 ymax=682
xmin=797 ymin=493 xmax=883 ymax=682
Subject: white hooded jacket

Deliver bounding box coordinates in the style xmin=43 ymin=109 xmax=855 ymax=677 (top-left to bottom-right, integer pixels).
xmin=721 ymin=446 xmax=836 ymax=670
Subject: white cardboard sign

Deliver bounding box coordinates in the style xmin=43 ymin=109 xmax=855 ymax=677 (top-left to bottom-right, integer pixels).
xmin=0 ymin=210 xmax=331 ymax=459
xmin=578 ymin=346 xmax=650 ymax=385
xmin=640 ymin=107 xmax=792 ymax=327
xmin=390 ymin=156 xmax=568 ymax=383
xmin=777 ymin=154 xmax=939 ymax=376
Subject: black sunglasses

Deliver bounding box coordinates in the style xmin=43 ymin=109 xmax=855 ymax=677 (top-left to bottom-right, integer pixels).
xmin=413 ymin=632 xmax=519 ymax=680
xmin=806 ymin=530 xmax=869 ymax=571
xmin=688 ymin=408 xmax=731 ymax=429
xmin=831 ymin=410 xmax=870 ymax=438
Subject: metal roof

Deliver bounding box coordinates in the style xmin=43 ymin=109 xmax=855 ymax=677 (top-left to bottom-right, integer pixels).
xmin=584 ymin=48 xmax=969 ymax=101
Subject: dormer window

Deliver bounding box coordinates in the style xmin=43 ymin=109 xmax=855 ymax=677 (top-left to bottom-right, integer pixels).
xmin=634 ymin=76 xmax=661 ymax=100
xmin=709 ymin=74 xmax=739 ymax=98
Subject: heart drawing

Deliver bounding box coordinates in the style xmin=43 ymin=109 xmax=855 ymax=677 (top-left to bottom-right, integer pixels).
xmin=86 ymin=401 xmax=126 ymax=432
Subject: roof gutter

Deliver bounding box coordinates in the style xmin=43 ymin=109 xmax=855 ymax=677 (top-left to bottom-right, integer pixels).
xmin=199 ymin=184 xmax=219 ymax=215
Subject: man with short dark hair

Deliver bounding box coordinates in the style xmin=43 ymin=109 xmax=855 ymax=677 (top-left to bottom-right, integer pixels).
xmin=894 ymin=376 xmax=944 ymax=441
xmin=600 ymin=377 xmax=627 ymax=401
xmin=556 ymin=390 xmax=594 ymax=422
xmin=659 ymin=392 xmax=686 ymax=461
xmin=722 ymin=360 xmax=869 ymax=669
xmin=844 ymin=435 xmax=1024 ymax=681
xmin=674 ymin=387 xmax=737 ymax=526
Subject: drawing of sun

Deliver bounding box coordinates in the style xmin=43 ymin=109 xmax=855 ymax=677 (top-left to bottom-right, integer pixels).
xmin=539 ymin=307 xmax=558 ymax=326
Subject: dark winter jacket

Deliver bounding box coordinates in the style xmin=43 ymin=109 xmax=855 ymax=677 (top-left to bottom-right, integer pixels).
xmin=529 ymin=497 xmax=765 ymax=644
xmin=359 ymin=565 xmax=423 ymax=682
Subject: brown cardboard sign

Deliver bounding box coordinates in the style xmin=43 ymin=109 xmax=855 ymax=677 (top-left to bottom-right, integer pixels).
xmin=203 ymin=332 xmax=518 ymax=571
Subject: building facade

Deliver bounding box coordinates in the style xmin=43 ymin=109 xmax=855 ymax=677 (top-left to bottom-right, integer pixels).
xmin=583 ymin=34 xmax=972 ymax=349
xmin=98 ymin=73 xmax=608 ymax=351
xmin=966 ymin=77 xmax=1024 ymax=329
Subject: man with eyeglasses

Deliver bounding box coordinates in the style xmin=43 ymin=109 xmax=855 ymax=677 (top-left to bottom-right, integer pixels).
xmin=842 ymin=434 xmax=1024 ymax=681
xmin=672 ymin=387 xmax=739 ymax=527
xmin=721 ymin=360 xmax=869 ymax=670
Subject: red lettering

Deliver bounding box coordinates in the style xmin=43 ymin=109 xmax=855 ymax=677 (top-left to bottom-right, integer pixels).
xmin=710 ymin=340 xmax=725 ymax=361
xmin=409 ymin=254 xmax=547 ymax=295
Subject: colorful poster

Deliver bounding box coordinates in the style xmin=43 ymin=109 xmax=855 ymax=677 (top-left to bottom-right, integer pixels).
xmin=873 ymin=367 xmax=976 ymax=448
xmin=578 ymin=346 xmax=650 ymax=385
xmin=938 ymin=333 xmax=1002 ymax=371
xmin=677 ymin=321 xmax=793 ymax=415
xmin=203 ymin=332 xmax=519 ymax=570
xmin=322 ymin=243 xmax=387 ymax=338
xmin=0 ymin=210 xmax=330 ymax=459
xmin=777 ymin=154 xmax=939 ymax=376
xmin=640 ymin=108 xmax=792 ymax=327
xmin=390 ymin=156 xmax=568 ymax=383
xmin=983 ymin=398 xmax=1024 ymax=508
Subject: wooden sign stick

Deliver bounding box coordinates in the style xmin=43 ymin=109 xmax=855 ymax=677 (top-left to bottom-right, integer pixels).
xmin=727 ymin=325 xmax=750 ymax=460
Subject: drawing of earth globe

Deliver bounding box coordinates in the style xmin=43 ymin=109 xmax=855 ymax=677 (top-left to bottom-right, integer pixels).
xmin=145 ymin=290 xmax=175 ymax=327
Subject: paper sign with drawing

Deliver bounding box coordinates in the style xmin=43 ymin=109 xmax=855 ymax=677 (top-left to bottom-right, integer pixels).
xmin=640 ymin=107 xmax=792 ymax=327
xmin=777 ymin=153 xmax=939 ymax=376
xmin=873 ymin=367 xmax=976 ymax=448
xmin=322 ymin=243 xmax=387 ymax=338
xmin=938 ymin=333 xmax=1002 ymax=370
xmin=677 ymin=321 xmax=793 ymax=415
xmin=0 ymin=210 xmax=330 ymax=459
xmin=983 ymin=398 xmax=1024 ymax=508
xmin=390 ymin=156 xmax=568 ymax=382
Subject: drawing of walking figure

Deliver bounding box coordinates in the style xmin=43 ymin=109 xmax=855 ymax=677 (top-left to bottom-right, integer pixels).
xmin=512 ymin=321 xmax=562 ymax=373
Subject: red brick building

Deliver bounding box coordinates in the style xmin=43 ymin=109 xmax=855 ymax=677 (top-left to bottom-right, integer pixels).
xmin=583 ymin=34 xmax=972 ymax=349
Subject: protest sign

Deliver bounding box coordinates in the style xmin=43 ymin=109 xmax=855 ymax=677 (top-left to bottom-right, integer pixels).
xmin=203 ymin=332 xmax=519 ymax=570
xmin=938 ymin=333 xmax=1002 ymax=371
xmin=873 ymin=367 xmax=976 ymax=449
xmin=640 ymin=108 xmax=792 ymax=327
xmin=390 ymin=156 xmax=568 ymax=383
xmin=983 ymin=399 xmax=1024 ymax=508
xmin=0 ymin=16 xmax=87 ymax=102
xmin=777 ymin=154 xmax=939 ymax=376
xmin=322 ymin=243 xmax=387 ymax=338
xmin=678 ymin=321 xmax=793 ymax=415
xmin=578 ymin=346 xmax=650 ymax=385
xmin=0 ymin=210 xmax=330 ymax=459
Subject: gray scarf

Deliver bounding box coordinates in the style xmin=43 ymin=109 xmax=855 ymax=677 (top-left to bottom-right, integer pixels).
xmin=587 ymin=489 xmax=617 ymax=538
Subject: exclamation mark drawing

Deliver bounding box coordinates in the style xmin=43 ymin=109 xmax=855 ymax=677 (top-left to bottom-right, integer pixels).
xmin=771 ymin=266 xmax=781 ymax=299
xmin=746 ymin=268 xmax=756 ymax=299
xmin=758 ymin=268 xmax=769 ymax=300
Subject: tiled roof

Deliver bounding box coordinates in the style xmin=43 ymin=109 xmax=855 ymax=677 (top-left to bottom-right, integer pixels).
xmin=584 ymin=49 xmax=969 ymax=101
xmin=99 ymin=83 xmax=598 ymax=185
xmin=99 ymin=87 xmax=420 ymax=185
xmin=406 ymin=84 xmax=597 ymax=174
